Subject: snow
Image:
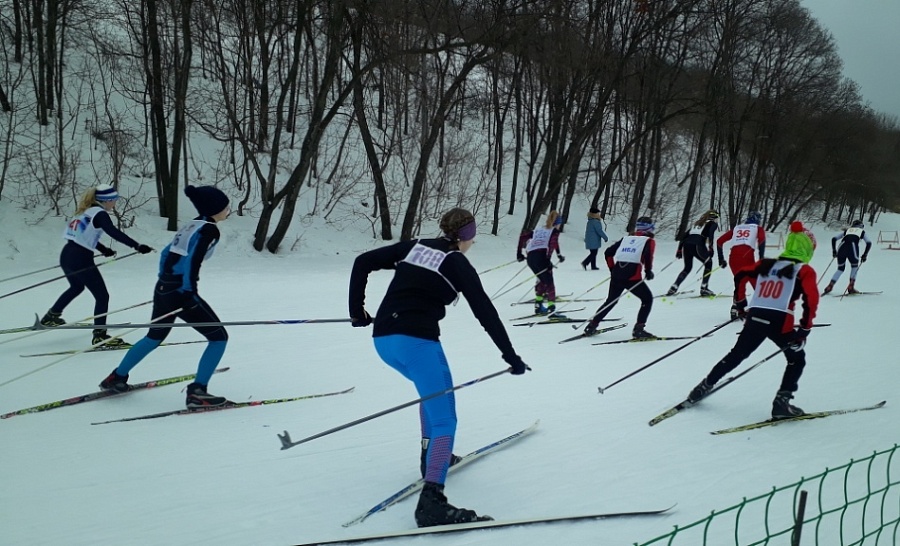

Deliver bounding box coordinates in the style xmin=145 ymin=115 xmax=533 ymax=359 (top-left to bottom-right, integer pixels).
xmin=1 ymin=202 xmax=897 ymax=546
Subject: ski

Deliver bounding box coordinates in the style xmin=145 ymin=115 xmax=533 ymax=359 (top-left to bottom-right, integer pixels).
xmin=20 ymin=340 xmax=206 ymax=358
xmin=0 ymin=367 xmax=231 ymax=420
xmin=835 ymin=291 xmax=882 ymax=297
xmin=90 ymin=387 xmax=355 ymax=425
xmin=514 ymin=315 xmax=622 ymax=327
xmin=710 ymin=401 xmax=886 ymax=435
xmin=315 ymin=505 xmax=674 ymax=545
xmin=558 ymin=323 xmax=627 ymax=344
xmin=510 ymin=308 xmax=585 ymax=321
xmin=654 ymin=290 xmax=694 ymax=299
xmin=0 ymin=322 xmax=92 ymax=335
xmin=342 ymin=420 xmax=540 ymax=528
xmin=680 ymin=292 xmax=727 ymax=299
xmin=510 ymin=294 xmax=574 ymax=306
xmin=592 ymin=335 xmax=699 ymax=346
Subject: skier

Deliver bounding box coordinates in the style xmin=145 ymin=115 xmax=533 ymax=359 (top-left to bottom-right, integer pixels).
xmin=39 ymin=184 xmax=153 ymax=346
xmin=583 ymin=216 xmax=656 ymax=339
xmin=580 ymin=206 xmax=608 ymax=271
xmin=98 ymin=185 xmax=232 ymax=409
xmin=516 ymin=210 xmax=566 ymax=317
xmin=685 ymin=221 xmax=819 ymax=419
xmin=349 ymin=207 xmax=529 ymax=528
xmin=666 ymin=209 xmax=719 ymax=297
xmin=716 ymin=211 xmax=766 ymax=319
xmin=822 ymin=220 xmax=872 ymax=295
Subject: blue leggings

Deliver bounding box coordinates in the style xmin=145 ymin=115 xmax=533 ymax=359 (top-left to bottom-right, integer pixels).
xmin=374 ymin=335 xmax=457 ymax=484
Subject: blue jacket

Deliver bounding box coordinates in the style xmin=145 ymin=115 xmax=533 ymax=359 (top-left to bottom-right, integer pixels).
xmin=584 ymin=217 xmax=608 ymax=249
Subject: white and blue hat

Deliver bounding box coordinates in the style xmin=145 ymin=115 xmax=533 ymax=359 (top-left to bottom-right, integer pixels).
xmin=95 ymin=184 xmax=119 ymax=202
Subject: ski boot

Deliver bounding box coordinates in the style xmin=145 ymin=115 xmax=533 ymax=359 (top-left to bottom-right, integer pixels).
xmin=547 ymin=304 xmax=566 ymax=320
xmin=687 ymin=378 xmax=713 ymax=405
xmin=699 ymin=287 xmax=715 ymax=297
xmin=665 ymin=286 xmax=678 ymax=297
xmin=583 ymin=321 xmax=599 ymax=336
xmin=40 ymin=310 xmax=66 ymax=327
xmin=534 ymin=302 xmax=548 ymax=315
xmin=185 ymin=383 xmax=228 ymax=408
xmin=821 ymin=281 xmax=835 ymax=295
xmin=99 ymin=369 xmax=131 ymax=393
xmin=846 ymin=280 xmax=860 ymax=295
xmin=772 ymin=390 xmax=805 ymax=419
xmin=414 ymin=482 xmax=493 ymax=528
xmin=632 ymin=323 xmax=656 ymax=340
xmin=92 ymin=329 xmax=132 ymax=348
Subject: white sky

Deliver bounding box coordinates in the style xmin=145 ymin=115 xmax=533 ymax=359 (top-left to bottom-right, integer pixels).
xmin=800 ymin=0 xmax=900 ymax=120
xmin=1 ymin=199 xmax=898 ymax=545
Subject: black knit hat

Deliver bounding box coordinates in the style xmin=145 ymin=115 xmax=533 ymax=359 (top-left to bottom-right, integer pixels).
xmin=185 ymin=185 xmax=229 ymax=217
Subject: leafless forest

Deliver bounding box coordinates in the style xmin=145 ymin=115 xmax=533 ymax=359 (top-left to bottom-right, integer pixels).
xmin=2 ymin=0 xmax=898 ymax=252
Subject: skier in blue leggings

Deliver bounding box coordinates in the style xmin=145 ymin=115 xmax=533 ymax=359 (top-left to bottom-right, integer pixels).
xmin=349 ymin=207 xmax=529 ymax=528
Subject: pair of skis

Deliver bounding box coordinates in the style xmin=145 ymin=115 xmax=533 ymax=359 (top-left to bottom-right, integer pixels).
xmin=0 ymin=366 xmax=353 ymax=423
xmin=314 ymin=420 xmax=671 ymax=545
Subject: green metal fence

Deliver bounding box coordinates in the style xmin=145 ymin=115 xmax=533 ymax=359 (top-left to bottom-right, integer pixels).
xmin=636 ymin=444 xmax=900 ymax=545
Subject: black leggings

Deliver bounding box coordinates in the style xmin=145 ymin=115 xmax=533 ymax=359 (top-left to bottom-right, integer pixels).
xmin=51 ymin=243 xmax=110 ymax=326
xmin=590 ymin=277 xmax=653 ymax=326
xmin=145 ymin=279 xmax=228 ymax=342
xmin=673 ymin=243 xmax=712 ymax=288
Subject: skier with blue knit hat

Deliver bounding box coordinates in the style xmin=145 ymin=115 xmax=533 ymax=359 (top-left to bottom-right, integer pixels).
xmin=99 ymin=185 xmax=232 ymax=408
xmin=40 ymin=184 xmax=154 ymax=347
xmin=685 ymin=220 xmax=819 ymax=419
xmin=583 ymin=216 xmax=657 ymax=339
xmin=716 ymin=210 xmax=767 ymax=319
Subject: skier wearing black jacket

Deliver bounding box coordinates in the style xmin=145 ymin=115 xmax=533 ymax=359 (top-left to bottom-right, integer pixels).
xmin=348 ymin=207 xmax=529 ymax=528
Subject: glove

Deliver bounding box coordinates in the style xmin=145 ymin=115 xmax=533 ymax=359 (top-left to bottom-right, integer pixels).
xmin=351 ymin=309 xmax=372 ymax=328
xmin=136 ymin=244 xmax=154 ymax=254
xmin=832 ymin=251 xmax=837 ymax=258
xmin=98 ymin=246 xmax=116 ymax=258
xmin=861 ymin=254 xmax=868 ymax=263
xmin=503 ymin=354 xmax=530 ymax=375
xmin=557 ymin=255 xmax=565 ymax=263
xmin=731 ymin=298 xmax=747 ymax=320
xmin=645 ymin=270 xmax=654 ymax=281
xmin=517 ymin=255 xmax=525 ymax=262
xmin=787 ymin=327 xmax=810 ymax=352
xmin=676 ymin=250 xmax=682 ymax=259
xmin=718 ymin=259 xmax=727 ymax=269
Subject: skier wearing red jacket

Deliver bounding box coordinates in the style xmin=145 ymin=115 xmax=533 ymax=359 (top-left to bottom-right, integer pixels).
xmin=685 ymin=221 xmax=819 ymax=419
xmin=716 ymin=210 xmax=766 ymax=319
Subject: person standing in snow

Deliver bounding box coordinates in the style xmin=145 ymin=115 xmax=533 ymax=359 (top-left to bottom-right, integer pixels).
xmin=716 ymin=211 xmax=766 ymax=319
xmin=822 ymin=219 xmax=873 ymax=295
xmin=685 ymin=221 xmax=819 ymax=419
xmin=39 ymin=184 xmax=154 ymax=346
xmin=666 ymin=209 xmax=719 ymax=297
xmin=98 ymin=186 xmax=231 ymax=409
xmin=583 ymin=216 xmax=656 ymax=339
xmin=516 ymin=210 xmax=566 ymax=317
xmin=348 ymin=207 xmax=529 ymax=528
xmin=581 ymin=206 xmax=608 ymax=271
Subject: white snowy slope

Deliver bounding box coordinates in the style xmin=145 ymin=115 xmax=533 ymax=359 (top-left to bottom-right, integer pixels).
xmin=1 ymin=203 xmax=897 ymax=546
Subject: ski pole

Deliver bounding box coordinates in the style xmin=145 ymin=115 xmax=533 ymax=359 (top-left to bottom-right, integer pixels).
xmin=489 ymin=263 xmax=530 ymax=299
xmin=491 ymin=263 xmax=554 ymax=301
xmin=816 ymin=257 xmax=835 ymax=286
xmin=277 ymin=369 xmax=512 ymax=450
xmin=0 ymin=300 xmax=152 ymax=346
xmin=478 ymin=260 xmax=519 ymax=276
xmin=0 ymin=254 xmax=113 ymax=284
xmin=598 ymin=317 xmax=738 ymax=394
xmin=0 ymin=306 xmax=185 ymax=389
xmin=0 ymin=252 xmax=140 ymax=301
xmin=31 ymin=316 xmax=354 ymax=331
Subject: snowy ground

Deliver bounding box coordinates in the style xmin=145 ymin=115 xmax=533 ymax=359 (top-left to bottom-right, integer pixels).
xmin=1 ymin=202 xmax=897 ymax=546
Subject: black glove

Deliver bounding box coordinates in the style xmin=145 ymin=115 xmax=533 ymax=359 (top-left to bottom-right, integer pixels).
xmin=351 ymin=309 xmax=372 ymax=328
xmin=861 ymin=254 xmax=868 ymax=263
xmin=732 ymin=298 xmax=747 ymax=320
xmin=503 ymin=354 xmax=530 ymax=375
xmin=557 ymin=255 xmax=565 ymax=263
xmin=787 ymin=327 xmax=810 ymax=352
xmin=718 ymin=259 xmax=727 ymax=269
xmin=676 ymin=250 xmax=682 ymax=259
xmin=136 ymin=244 xmax=154 ymax=254
xmin=645 ymin=270 xmax=654 ymax=281
xmin=516 ymin=255 xmax=525 ymax=262
xmin=98 ymin=246 xmax=116 ymax=258
xmin=832 ymin=251 xmax=837 ymax=258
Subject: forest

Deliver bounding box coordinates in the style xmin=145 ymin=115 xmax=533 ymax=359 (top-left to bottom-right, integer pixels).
xmin=2 ymin=0 xmax=899 ymax=252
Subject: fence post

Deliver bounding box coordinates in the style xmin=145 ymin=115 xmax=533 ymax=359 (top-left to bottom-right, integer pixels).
xmin=791 ymin=489 xmax=808 ymax=546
